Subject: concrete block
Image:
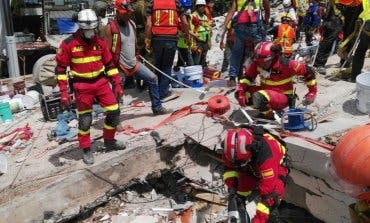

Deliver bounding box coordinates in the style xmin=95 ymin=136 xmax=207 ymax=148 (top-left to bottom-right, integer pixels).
xmin=111 ymin=215 xmax=159 ymax=223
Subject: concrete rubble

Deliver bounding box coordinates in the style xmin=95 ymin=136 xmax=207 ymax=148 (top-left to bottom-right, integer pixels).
xmin=0 ymin=11 xmax=369 ymax=223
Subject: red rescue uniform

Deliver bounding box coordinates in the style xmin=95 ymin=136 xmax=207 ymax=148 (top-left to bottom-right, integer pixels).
xmin=55 ymin=30 xmax=121 ymax=149
xmin=223 ymin=131 xmax=288 ymax=223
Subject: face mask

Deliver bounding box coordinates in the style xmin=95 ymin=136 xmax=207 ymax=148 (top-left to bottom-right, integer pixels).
xmin=83 ymin=29 xmax=95 ymax=39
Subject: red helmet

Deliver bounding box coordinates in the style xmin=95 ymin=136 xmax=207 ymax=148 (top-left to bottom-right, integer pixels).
xmin=254 ymin=41 xmax=273 ymax=62
xmin=115 ymin=0 xmax=133 ymax=13
xmin=223 ymin=128 xmax=254 ymax=166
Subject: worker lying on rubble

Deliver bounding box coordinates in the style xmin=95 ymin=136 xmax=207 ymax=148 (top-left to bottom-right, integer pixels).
xmin=55 ymin=9 xmax=126 ymax=165
xmin=222 ymin=125 xmax=289 ymax=223
xmin=236 ymin=41 xmax=317 ymax=119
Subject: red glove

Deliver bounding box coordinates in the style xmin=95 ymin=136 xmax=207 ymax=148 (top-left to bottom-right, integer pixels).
xmin=192 ymin=15 xmax=200 ymax=26
xmin=236 ymin=86 xmax=248 ymax=107
xmin=111 ymin=74 xmax=123 ymax=99
xmin=58 ymin=79 xmax=70 ymax=108
xmin=303 ymin=92 xmax=316 ymax=105
xmin=60 ymin=90 xmax=71 ymax=108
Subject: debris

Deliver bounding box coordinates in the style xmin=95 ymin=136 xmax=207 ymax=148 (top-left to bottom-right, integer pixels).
xmin=0 ymin=153 xmax=7 ymax=174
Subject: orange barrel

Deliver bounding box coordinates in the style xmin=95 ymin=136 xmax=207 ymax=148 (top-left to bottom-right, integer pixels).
xmin=332 ymin=124 xmax=370 ymax=186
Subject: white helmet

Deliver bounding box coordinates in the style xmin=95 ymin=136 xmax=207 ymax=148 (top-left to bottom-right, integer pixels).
xmin=283 ymin=0 xmax=291 ymax=7
xmin=195 ymin=0 xmax=206 ymax=5
xmin=77 ymin=9 xmax=98 ymax=30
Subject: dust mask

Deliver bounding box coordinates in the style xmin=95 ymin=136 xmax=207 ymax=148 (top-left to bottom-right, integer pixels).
xmin=83 ymin=29 xmax=95 ymax=39
xmin=260 ymin=69 xmax=271 ymax=78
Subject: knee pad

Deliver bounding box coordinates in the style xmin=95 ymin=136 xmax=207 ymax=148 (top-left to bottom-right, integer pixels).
xmin=105 ymin=109 xmax=120 ymax=128
xmin=79 ymin=113 xmax=92 ymax=131
xmin=252 ymin=92 xmax=268 ymax=110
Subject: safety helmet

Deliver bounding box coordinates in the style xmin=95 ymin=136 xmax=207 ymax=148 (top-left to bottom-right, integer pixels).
xmin=254 ymin=41 xmax=273 ymax=62
xmin=223 ymin=128 xmax=254 ymax=167
xmin=180 ymin=0 xmax=192 ymax=8
xmin=281 ymin=12 xmax=293 ymax=22
xmin=77 ymin=9 xmax=98 ymax=30
xmin=283 ymin=0 xmax=292 ymax=7
xmin=115 ymin=0 xmax=133 ymax=13
xmin=195 ymin=0 xmax=206 ymax=5
xmin=92 ymin=1 xmax=108 ymax=17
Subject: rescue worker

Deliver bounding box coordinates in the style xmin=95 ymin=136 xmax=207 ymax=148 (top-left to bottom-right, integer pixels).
xmin=220 ymin=18 xmax=235 ymax=73
xmin=338 ymin=0 xmax=363 ymax=67
xmin=190 ymin=0 xmax=212 ymax=67
xmin=224 ymin=0 xmax=271 ymax=86
xmin=236 ymin=42 xmax=317 ymax=119
xmin=283 ymin=0 xmax=298 ymax=26
xmin=222 ymin=126 xmax=289 ymax=223
xmin=313 ymin=0 xmax=344 ymax=74
xmin=92 ymin=0 xmax=108 ymax=38
xmin=270 ymin=13 xmax=296 ymax=57
xmin=351 ymin=0 xmax=370 ymax=82
xmin=176 ymin=8 xmax=194 ymax=68
xmin=55 ymin=9 xmax=125 ymax=165
xmin=104 ymin=0 xmax=168 ymax=115
xmin=302 ymin=0 xmax=321 ymax=45
xmin=145 ymin=0 xmax=190 ymax=101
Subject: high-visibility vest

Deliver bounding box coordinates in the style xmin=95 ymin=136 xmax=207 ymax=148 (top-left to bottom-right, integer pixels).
xmin=236 ymin=0 xmax=261 ymax=24
xmin=338 ymin=0 xmax=361 ymax=7
xmin=151 ymin=0 xmax=179 ymax=35
xmin=191 ymin=11 xmax=211 ymax=42
xmin=275 ymin=23 xmax=295 ymax=54
xmin=360 ymin=0 xmax=370 ymax=20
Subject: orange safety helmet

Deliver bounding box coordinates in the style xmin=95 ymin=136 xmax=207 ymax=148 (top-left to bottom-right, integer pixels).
xmin=223 ymin=128 xmax=255 ymax=167
xmin=115 ymin=0 xmax=133 ymax=13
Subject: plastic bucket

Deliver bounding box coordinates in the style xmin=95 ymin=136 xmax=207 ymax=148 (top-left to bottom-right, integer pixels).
xmin=0 ymin=102 xmax=13 ymax=123
xmin=9 ymin=98 xmax=23 ymax=113
xmin=183 ymin=65 xmax=203 ymax=87
xmin=356 ymin=72 xmax=370 ymax=114
xmin=22 ymin=90 xmax=40 ymax=109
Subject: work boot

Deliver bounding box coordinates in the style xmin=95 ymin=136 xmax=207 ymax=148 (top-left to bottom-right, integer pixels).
xmin=104 ymin=139 xmax=126 ymax=151
xmin=153 ymin=107 xmax=170 ymax=115
xmin=82 ymin=148 xmax=94 ymax=165
xmin=229 ymin=77 xmax=236 ymax=87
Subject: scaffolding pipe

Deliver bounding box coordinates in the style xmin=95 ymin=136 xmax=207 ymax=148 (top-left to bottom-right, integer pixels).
xmin=1 ymin=0 xmax=20 ymax=77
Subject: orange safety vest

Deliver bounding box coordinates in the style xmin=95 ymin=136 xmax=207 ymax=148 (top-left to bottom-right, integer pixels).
xmin=151 ymin=0 xmax=179 ymax=35
xmin=338 ymin=0 xmax=362 ymax=6
xmin=275 ymin=23 xmax=295 ymax=55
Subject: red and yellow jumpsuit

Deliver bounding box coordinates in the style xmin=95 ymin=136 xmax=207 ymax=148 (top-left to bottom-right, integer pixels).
xmin=223 ymin=132 xmax=288 ymax=223
xmin=238 ymin=57 xmax=317 ymax=118
xmin=55 ymin=30 xmax=122 ymax=150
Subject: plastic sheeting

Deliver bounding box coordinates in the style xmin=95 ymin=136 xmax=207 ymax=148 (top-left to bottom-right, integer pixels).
xmin=57 ymin=18 xmax=78 ymax=34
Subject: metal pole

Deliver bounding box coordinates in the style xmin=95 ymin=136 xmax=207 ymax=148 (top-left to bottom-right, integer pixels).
xmin=1 ymin=0 xmax=20 ymax=77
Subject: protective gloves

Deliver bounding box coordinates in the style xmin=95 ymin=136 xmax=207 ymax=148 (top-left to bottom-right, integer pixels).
xmin=236 ymin=86 xmax=248 ymax=107
xmin=303 ymin=85 xmax=317 ymax=105
xmin=58 ymin=79 xmax=70 ymax=108
xmin=111 ymin=74 xmax=123 ymax=99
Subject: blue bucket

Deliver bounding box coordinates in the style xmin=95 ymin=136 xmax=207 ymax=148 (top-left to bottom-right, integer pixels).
xmin=0 ymin=102 xmax=13 ymax=123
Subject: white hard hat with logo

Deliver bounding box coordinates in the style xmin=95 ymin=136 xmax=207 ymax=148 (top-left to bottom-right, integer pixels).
xmin=283 ymin=0 xmax=292 ymax=7
xmin=195 ymin=0 xmax=206 ymax=5
xmin=77 ymin=9 xmax=98 ymax=30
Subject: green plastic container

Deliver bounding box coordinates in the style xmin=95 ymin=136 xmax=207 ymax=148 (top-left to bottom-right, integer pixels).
xmin=0 ymin=102 xmax=13 ymax=123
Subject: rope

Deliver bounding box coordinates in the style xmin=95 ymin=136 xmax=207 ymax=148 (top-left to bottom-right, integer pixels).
xmin=139 ymin=55 xmax=206 ymax=95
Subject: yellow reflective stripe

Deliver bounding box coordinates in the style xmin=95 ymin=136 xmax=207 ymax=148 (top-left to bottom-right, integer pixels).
xmin=223 ymin=171 xmax=239 ymax=180
xmin=78 ymin=129 xmax=90 ymax=135
xmin=284 ymin=90 xmax=293 ymax=94
xmin=112 ymin=34 xmax=118 ymax=52
xmin=57 ymin=74 xmax=68 ymax=80
xmin=155 ymin=11 xmax=160 ymax=26
xmin=260 ymin=77 xmax=293 ymax=86
xmin=71 ymin=56 xmax=102 ymax=64
xmin=169 ymin=10 xmax=174 ymax=26
xmin=246 ymin=92 xmax=251 ymax=98
xmin=103 ymin=104 xmax=119 ymax=112
xmin=77 ymin=109 xmax=93 ymax=115
xmin=293 ymin=63 xmax=302 ymax=72
xmin=259 ymin=90 xmax=270 ymax=101
xmin=237 ymin=191 xmax=252 ymax=197
xmin=104 ymin=123 xmax=115 ymax=130
xmin=106 ymin=68 xmax=119 ymax=77
xmin=71 ymin=67 xmax=104 ymax=78
xmin=239 ymin=78 xmax=251 ymax=85
xmin=306 ymin=79 xmax=316 ymax=86
xmin=256 ymin=202 xmax=270 ymax=215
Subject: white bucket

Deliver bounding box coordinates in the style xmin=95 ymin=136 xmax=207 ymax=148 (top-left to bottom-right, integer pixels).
xmin=22 ymin=90 xmax=40 ymax=109
xmin=184 ymin=65 xmax=203 ymax=84
xmin=356 ymin=72 xmax=370 ymax=114
xmin=9 ymin=98 xmax=24 ymax=113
